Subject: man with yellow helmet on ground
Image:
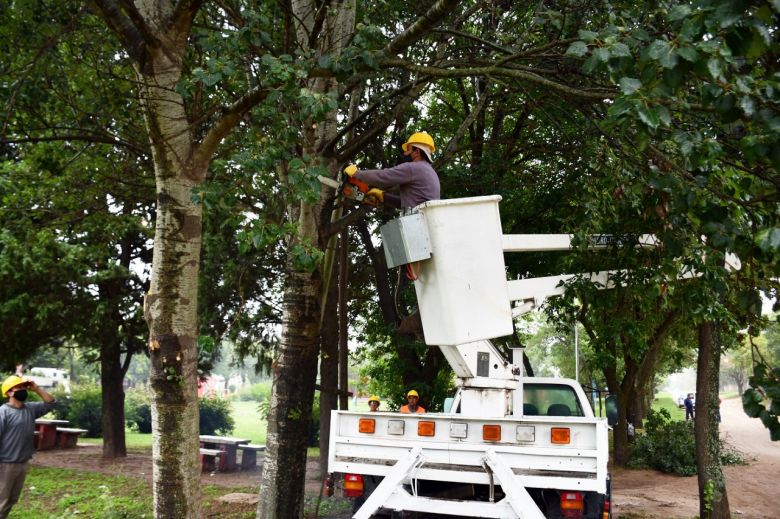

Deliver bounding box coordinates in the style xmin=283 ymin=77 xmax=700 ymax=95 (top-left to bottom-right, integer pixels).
xmin=1 ymin=374 xmax=56 ymax=519
xmin=399 ymin=389 xmax=426 ymax=414
xmin=367 ymin=395 xmax=381 ymax=412
xmin=344 ymin=131 xmax=440 ymax=210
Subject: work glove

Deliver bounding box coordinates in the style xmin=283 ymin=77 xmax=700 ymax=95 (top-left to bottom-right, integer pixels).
xmin=344 ymin=164 xmax=358 ymax=177
xmin=366 ymin=187 xmax=384 ymax=204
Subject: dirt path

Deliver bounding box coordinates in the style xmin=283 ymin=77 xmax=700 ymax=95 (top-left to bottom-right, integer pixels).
xmin=612 ymin=397 xmax=779 ymax=518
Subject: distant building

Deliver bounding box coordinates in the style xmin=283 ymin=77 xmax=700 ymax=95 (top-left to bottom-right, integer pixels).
xmin=198 ymin=374 xmax=226 ymax=398
xmin=28 ymin=367 xmax=71 ymax=395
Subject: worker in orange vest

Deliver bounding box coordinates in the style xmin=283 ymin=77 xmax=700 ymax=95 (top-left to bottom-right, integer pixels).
xmin=399 ymin=389 xmax=426 ymax=414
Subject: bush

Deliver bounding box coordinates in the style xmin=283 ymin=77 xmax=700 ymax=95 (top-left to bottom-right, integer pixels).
xmin=629 ymin=408 xmax=744 ymax=475
xmin=52 ymin=384 xmax=103 ymax=437
xmin=124 ymin=388 xmax=152 ymax=433
xmin=199 ymin=397 xmax=234 ymax=435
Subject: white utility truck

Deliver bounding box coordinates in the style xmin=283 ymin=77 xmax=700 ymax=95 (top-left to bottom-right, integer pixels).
xmin=328 ymin=196 xmax=616 ymax=519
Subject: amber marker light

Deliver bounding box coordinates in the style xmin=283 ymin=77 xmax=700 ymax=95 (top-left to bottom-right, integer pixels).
xmin=358 ymin=418 xmax=376 ymax=434
xmin=482 ymin=424 xmax=501 ymax=441
xmin=417 ymin=421 xmax=436 ymax=437
xmin=550 ymin=427 xmax=571 ymax=444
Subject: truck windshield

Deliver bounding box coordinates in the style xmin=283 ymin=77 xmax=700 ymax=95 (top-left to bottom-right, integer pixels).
xmin=523 ymin=384 xmax=584 ymax=417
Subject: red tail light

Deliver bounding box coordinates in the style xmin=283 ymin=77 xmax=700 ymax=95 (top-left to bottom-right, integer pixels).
xmin=602 ymin=497 xmax=611 ymax=519
xmin=343 ymin=473 xmax=364 ymax=498
xmin=560 ymin=490 xmax=584 ymax=518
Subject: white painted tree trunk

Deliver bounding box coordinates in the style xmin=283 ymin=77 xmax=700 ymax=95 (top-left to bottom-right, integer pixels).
xmin=138 ymin=40 xmax=204 ymax=518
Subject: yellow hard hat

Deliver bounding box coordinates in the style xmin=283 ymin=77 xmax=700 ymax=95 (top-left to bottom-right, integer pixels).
xmin=406 ymin=389 xmax=419 ymax=398
xmin=2 ymin=375 xmax=25 ymax=397
xmin=368 ymin=395 xmax=381 ymax=404
xmin=401 ymin=132 xmax=435 ymax=154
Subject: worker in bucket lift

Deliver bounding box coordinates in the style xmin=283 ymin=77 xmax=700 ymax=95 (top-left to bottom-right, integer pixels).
xmin=344 ymin=131 xmax=440 ymax=211
xmin=399 ymin=389 xmax=426 ymax=414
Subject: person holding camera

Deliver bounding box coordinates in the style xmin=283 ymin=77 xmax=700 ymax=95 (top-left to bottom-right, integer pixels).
xmin=1 ymin=375 xmax=56 ymax=519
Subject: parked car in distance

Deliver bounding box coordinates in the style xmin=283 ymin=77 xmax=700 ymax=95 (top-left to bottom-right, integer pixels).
xmin=678 ymin=393 xmax=696 ymax=409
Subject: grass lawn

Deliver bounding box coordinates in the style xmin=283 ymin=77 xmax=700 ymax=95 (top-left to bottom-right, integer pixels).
xmin=10 ymin=467 xmax=153 ymax=518
xmin=10 ymin=466 xmax=351 ymax=518
xmin=652 ymin=392 xmax=685 ymax=421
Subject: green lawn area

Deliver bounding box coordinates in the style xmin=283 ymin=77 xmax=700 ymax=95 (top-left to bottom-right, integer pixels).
xmin=652 ymin=392 xmax=685 ymax=421
xmin=10 ymin=466 xmax=350 ymax=518
xmin=231 ymin=400 xmax=267 ymax=444
xmin=86 ymin=400 xmax=268 ymax=451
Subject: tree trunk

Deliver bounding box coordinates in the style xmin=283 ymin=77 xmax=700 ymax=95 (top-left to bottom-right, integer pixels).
xmin=101 ymin=339 xmax=127 ymax=458
xmin=338 ymin=230 xmax=350 ymax=410
xmin=258 ymin=3 xmax=355 ymax=516
xmin=696 ymin=321 xmax=730 ymax=519
xmin=138 ymin=53 xmax=204 ymax=518
xmin=257 ymin=267 xmax=321 ymax=518
xmin=319 ymin=274 xmax=340 ymax=479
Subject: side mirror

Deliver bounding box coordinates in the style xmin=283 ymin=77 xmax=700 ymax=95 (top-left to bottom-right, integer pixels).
xmin=605 ymin=395 xmax=618 ymax=426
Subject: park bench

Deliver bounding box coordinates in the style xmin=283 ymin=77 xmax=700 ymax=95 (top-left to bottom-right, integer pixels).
xmin=238 ymin=444 xmax=266 ymax=470
xmin=55 ymin=427 xmax=88 ymax=448
xmin=199 ymin=448 xmax=222 ymax=474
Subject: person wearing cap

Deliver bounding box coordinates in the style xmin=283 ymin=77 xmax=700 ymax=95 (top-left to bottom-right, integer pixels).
xmin=399 ymin=389 xmax=426 ymax=414
xmin=1 ymin=375 xmax=56 ymax=519
xmin=368 ymin=395 xmax=381 ymax=412
xmin=344 ymin=131 xmax=440 ymax=210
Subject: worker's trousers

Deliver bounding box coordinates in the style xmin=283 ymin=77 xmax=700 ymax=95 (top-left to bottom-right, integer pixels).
xmin=0 ymin=461 xmax=28 ymax=519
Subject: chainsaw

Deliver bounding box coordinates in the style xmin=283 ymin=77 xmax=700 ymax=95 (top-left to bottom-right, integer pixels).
xmin=318 ymin=170 xmax=379 ymax=206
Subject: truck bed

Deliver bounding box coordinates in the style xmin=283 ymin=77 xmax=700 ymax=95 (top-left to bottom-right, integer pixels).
xmin=328 ymin=410 xmax=609 ymax=494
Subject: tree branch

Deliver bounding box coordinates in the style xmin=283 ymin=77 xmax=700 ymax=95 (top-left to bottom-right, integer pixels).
xmin=89 ymin=0 xmax=151 ymax=64
xmin=383 ymin=0 xmax=460 ymax=57
xmin=192 ymin=87 xmax=270 ymax=175
xmin=379 ymin=57 xmax=614 ymax=100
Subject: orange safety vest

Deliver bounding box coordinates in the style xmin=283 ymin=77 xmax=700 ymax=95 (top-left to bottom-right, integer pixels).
xmin=399 ymin=405 xmax=426 ymax=414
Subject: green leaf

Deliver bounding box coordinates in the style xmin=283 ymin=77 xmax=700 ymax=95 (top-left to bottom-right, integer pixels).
xmin=739 ymin=96 xmax=755 ymax=116
xmin=607 ymin=97 xmax=636 ymax=117
xmin=565 ymin=41 xmax=589 ymax=57
xmin=619 ymin=77 xmax=642 ymax=95
xmin=648 ymin=39 xmax=679 ymax=68
xmin=610 ymin=42 xmax=631 ymax=57
xmin=707 ymin=58 xmax=723 ymax=80
xmin=578 ymin=30 xmax=599 ymax=43
xmin=637 ymin=104 xmax=660 ymax=129
xmin=593 ymin=47 xmax=610 ymax=63
xmin=756 ymin=228 xmax=780 ymax=252
xmin=663 ymin=66 xmax=685 ymax=89
xmin=317 ymin=55 xmax=331 ymax=69
xmin=669 ymin=5 xmax=692 ymax=22
xmin=656 ymin=105 xmax=671 ymax=126
xmin=677 ymin=46 xmax=699 ymax=62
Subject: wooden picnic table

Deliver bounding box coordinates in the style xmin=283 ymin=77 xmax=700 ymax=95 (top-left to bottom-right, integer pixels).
xmin=199 ymin=435 xmax=250 ymax=472
xmin=35 ymin=419 xmax=69 ymax=450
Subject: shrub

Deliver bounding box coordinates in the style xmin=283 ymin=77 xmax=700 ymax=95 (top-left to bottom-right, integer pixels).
xmin=629 ymin=408 xmax=744 ymax=475
xmin=124 ymin=388 xmax=152 ymax=433
xmin=199 ymin=397 xmax=234 ymax=435
xmin=52 ymin=384 xmax=103 ymax=437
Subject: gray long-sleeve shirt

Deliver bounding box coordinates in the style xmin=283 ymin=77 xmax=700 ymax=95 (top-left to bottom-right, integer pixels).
xmin=354 ymin=161 xmax=440 ymax=209
xmin=0 ymin=401 xmax=56 ymax=463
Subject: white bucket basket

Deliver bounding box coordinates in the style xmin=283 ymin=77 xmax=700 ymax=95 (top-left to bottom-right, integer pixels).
xmin=413 ymin=196 xmax=513 ymax=345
